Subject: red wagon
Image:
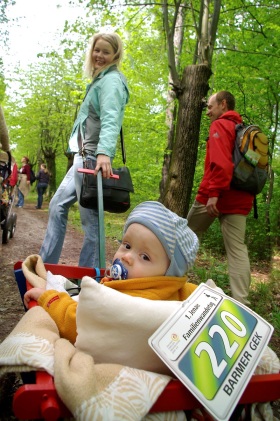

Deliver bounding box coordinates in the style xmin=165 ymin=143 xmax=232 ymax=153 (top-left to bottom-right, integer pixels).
xmin=13 ymin=260 xmax=280 ymax=421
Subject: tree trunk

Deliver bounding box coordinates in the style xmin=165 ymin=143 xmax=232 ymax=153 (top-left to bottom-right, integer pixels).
xmin=162 ymin=64 xmax=211 ymax=217
xmin=159 ymin=98 xmax=177 ymax=198
xmin=264 ymin=184 xmax=273 ymax=260
xmin=66 ymin=152 xmax=74 ymax=172
xmin=159 ymin=5 xmax=185 ymax=198
xmin=44 ymin=151 xmax=56 ymax=198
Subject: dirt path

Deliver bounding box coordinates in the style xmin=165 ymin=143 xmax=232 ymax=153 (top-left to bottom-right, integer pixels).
xmin=0 ymin=202 xmax=94 ymax=342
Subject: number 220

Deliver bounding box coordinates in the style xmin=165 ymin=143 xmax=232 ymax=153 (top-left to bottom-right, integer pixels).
xmin=194 ymin=311 xmax=247 ymax=378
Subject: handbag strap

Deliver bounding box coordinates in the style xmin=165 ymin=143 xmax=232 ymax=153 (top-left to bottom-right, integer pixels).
xmin=120 ymin=127 xmax=126 ymax=165
xmin=77 ymin=127 xmax=83 ymax=152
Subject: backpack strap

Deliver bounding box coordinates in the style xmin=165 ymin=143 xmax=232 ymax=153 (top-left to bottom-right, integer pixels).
xmin=253 ymin=196 xmax=258 ymax=219
xmin=218 ymin=116 xmax=241 ymax=125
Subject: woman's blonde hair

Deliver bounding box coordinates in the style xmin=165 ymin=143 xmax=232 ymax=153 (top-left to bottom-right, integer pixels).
xmin=84 ymin=32 xmax=124 ymax=79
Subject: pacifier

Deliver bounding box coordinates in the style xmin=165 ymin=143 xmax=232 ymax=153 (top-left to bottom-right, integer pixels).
xmin=107 ymin=258 xmax=128 ymax=280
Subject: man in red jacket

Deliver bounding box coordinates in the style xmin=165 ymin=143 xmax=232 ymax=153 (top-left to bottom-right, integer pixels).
xmin=187 ymin=91 xmax=254 ymax=305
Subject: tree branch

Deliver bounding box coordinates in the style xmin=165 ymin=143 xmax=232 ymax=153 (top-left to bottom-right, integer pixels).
xmin=208 ymin=0 xmax=221 ymax=66
xmin=214 ymin=47 xmax=280 ymax=58
xmin=162 ymin=0 xmax=182 ymax=94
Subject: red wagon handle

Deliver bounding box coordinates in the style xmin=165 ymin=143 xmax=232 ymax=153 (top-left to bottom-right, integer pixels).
xmin=77 ymin=168 xmax=119 ymax=179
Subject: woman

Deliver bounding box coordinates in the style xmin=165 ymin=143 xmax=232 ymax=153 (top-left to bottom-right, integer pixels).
xmin=36 ymin=163 xmax=50 ymax=209
xmin=39 ymin=32 xmax=129 ymax=268
xmin=16 ymin=156 xmax=31 ymax=208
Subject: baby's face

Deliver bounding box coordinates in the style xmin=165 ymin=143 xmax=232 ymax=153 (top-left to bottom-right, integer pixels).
xmin=113 ymin=223 xmax=170 ymax=279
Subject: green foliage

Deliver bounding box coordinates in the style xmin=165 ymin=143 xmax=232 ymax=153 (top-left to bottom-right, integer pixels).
xmin=0 ymin=0 xmax=16 ymax=102
xmin=248 ymin=274 xmax=280 ymax=353
xmin=104 ymin=213 xmax=127 ymax=240
xmin=68 ymin=203 xmax=83 ymax=229
xmin=68 ymin=204 xmax=127 ymax=240
xmin=2 ymin=0 xmax=280 ymax=261
xmin=4 ymin=51 xmax=86 ymax=190
xmin=190 ymin=246 xmax=280 ymax=355
xmin=211 ymin=0 xmax=280 ymax=132
xmin=0 ymin=59 xmax=6 ymax=103
xmin=118 ymin=10 xmax=170 ymax=205
xmin=0 ymin=0 xmax=15 ymax=43
xmin=190 ymin=249 xmax=231 ymax=295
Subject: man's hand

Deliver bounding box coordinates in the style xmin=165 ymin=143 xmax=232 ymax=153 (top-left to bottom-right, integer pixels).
xmin=206 ymin=197 xmax=220 ymax=217
xmin=24 ymin=287 xmax=45 ymax=308
xmin=94 ymin=154 xmax=111 ymax=179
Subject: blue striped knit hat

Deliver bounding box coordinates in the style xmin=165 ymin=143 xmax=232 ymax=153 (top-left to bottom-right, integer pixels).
xmin=123 ymin=201 xmax=199 ymax=277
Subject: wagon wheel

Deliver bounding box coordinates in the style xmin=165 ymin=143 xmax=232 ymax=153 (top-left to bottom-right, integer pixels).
xmin=9 ymin=213 xmax=17 ymax=239
xmin=2 ymin=221 xmax=10 ymax=244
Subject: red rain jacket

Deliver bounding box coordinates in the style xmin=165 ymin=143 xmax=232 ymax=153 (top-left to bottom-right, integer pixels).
xmin=196 ymin=111 xmax=254 ymax=215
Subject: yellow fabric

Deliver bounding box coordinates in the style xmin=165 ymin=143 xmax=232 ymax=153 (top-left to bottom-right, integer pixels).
xmin=103 ymin=276 xmax=197 ymax=301
xmin=255 ymin=132 xmax=269 ymax=168
xmin=38 ymin=290 xmax=77 ymax=345
xmin=38 ymin=277 xmax=198 ymax=344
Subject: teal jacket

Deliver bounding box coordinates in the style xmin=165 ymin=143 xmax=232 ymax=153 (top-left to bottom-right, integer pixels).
xmin=68 ymin=65 xmax=129 ymax=158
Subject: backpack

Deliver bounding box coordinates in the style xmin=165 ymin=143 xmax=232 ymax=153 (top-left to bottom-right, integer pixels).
xmin=231 ymin=123 xmax=269 ymax=195
xmin=30 ymin=168 xmax=36 ymax=185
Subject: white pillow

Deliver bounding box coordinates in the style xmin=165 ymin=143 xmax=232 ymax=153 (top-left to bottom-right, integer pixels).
xmin=75 ymin=276 xmax=181 ymax=375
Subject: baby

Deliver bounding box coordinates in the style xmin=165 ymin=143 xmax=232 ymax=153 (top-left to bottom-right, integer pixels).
xmin=24 ymin=201 xmax=199 ymax=343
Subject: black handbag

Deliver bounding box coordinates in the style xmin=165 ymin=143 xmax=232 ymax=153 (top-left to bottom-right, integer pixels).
xmin=79 ymin=129 xmax=134 ymax=213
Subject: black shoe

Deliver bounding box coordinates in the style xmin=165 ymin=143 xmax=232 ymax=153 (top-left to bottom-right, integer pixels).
xmin=35 ymin=206 xmax=41 ymax=209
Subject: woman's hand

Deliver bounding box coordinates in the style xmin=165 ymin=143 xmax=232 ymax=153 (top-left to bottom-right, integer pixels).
xmin=24 ymin=287 xmax=45 ymax=308
xmin=95 ymin=154 xmax=112 ymax=179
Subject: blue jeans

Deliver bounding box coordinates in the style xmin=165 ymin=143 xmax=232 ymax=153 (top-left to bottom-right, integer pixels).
xmin=37 ymin=183 xmax=48 ymax=208
xmin=39 ymin=153 xmax=100 ymax=268
xmin=17 ymin=189 xmax=24 ymax=207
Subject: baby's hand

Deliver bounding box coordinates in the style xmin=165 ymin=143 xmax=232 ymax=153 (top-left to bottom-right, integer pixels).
xmin=24 ymin=287 xmax=45 ymax=308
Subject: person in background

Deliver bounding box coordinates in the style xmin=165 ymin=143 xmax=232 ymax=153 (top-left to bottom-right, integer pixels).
xmin=39 ymin=32 xmax=129 ymax=268
xmin=16 ymin=156 xmax=31 ymax=208
xmin=187 ymin=91 xmax=254 ymax=306
xmin=9 ymin=159 xmax=18 ymax=190
xmin=35 ymin=163 xmax=50 ymax=209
